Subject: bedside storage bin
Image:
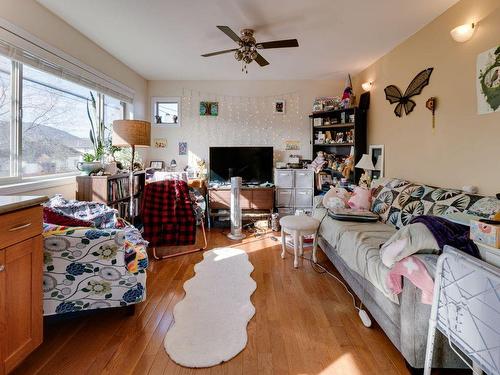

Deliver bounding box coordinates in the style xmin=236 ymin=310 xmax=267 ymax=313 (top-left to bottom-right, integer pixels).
xmin=470 ymin=220 xmax=500 ymax=248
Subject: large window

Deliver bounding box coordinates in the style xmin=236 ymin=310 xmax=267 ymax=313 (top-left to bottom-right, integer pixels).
xmin=22 ymin=65 xmax=96 ymax=177
xmin=0 ymin=53 xmax=127 ymax=183
xmin=0 ymin=55 xmax=12 ymax=178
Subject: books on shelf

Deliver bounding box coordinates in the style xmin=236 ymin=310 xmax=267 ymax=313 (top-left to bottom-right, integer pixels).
xmin=116 ymin=197 xmax=140 ymax=219
xmin=108 ymin=178 xmax=130 ymax=201
xmin=107 ymin=175 xmax=143 ymax=202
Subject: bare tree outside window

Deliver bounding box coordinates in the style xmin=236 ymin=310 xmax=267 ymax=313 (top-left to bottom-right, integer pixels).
xmin=22 ymin=65 xmax=95 ymax=177
xmin=0 ymin=56 xmax=11 ymax=177
xmin=0 ymin=54 xmax=127 ymax=181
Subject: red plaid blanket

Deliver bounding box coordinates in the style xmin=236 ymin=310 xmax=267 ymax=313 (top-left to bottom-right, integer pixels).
xmin=141 ymin=180 xmax=196 ymax=247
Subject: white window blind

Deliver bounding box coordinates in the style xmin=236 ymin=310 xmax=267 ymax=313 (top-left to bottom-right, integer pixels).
xmin=0 ymin=19 xmax=134 ymax=104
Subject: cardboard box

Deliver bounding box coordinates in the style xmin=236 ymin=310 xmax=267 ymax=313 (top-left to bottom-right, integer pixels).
xmin=470 ymin=220 xmax=500 ymax=248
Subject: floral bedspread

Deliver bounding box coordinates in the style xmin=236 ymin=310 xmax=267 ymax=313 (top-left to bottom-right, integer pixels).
xmin=42 ymin=225 xmax=148 ymax=315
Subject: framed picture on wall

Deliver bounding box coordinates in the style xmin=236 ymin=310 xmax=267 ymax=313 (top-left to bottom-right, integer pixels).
xmin=274 ymin=99 xmax=285 ymax=114
xmin=369 ymin=145 xmax=385 ymax=180
xmin=150 ymin=161 xmax=165 ymax=170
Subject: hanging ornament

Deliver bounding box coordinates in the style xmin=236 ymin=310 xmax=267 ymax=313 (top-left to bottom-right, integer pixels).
xmin=425 ymin=97 xmax=437 ymax=131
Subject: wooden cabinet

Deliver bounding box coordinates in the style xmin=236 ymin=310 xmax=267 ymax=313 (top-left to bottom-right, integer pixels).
xmin=0 ymin=206 xmax=43 ymax=374
xmin=208 ymin=187 xmax=274 ymax=225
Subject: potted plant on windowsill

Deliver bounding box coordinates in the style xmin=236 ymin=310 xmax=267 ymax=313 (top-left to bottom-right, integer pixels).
xmin=77 ymin=92 xmax=105 ymax=175
xmin=77 ymin=151 xmax=103 ymax=175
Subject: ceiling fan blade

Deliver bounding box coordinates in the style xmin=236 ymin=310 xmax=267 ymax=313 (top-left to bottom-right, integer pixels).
xmin=201 ymin=48 xmax=238 ymax=57
xmin=254 ymin=53 xmax=269 ymax=67
xmin=216 ymin=26 xmax=242 ymax=43
xmin=256 ymin=39 xmax=299 ymax=49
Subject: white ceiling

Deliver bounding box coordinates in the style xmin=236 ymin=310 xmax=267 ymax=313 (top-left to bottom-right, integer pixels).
xmin=38 ymin=0 xmax=458 ymax=81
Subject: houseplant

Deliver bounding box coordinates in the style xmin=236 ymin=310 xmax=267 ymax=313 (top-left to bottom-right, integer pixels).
xmin=77 ymin=92 xmax=104 ymax=175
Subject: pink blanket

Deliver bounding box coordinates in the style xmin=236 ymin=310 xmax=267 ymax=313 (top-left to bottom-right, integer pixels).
xmin=386 ymin=256 xmax=434 ymax=304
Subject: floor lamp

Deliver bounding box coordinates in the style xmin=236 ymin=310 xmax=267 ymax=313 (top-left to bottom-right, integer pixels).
xmin=112 ymin=120 xmax=151 ymax=221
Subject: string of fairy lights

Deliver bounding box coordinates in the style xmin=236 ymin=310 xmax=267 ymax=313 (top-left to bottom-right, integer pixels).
xmin=178 ymin=88 xmax=305 ymax=163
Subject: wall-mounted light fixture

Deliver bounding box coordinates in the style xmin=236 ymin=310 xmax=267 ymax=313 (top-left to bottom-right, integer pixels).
xmin=450 ymin=23 xmax=475 ymax=42
xmin=361 ymin=81 xmax=373 ymax=91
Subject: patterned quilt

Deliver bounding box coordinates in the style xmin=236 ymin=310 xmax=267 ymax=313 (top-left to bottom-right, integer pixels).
xmin=42 ymin=225 xmax=148 ymax=315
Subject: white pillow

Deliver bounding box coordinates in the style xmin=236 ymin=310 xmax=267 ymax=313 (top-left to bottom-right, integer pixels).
xmin=380 ymin=223 xmax=439 ymax=268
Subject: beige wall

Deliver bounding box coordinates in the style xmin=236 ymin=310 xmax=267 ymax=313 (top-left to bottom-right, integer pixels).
xmin=0 ymin=0 xmax=148 ymax=198
xmin=147 ymin=80 xmax=344 ymax=170
xmin=353 ymin=0 xmax=500 ymax=196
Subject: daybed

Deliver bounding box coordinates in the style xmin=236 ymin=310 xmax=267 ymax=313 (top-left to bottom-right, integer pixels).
xmin=313 ymin=177 xmax=499 ymax=370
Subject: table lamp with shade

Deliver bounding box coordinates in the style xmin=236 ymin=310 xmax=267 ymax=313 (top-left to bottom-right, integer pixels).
xmin=355 ymin=153 xmax=375 ymax=188
xmin=112 ymin=120 xmax=151 ymax=221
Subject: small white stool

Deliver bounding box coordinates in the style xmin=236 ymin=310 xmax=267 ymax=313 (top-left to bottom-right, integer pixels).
xmin=279 ymin=215 xmax=320 ymax=268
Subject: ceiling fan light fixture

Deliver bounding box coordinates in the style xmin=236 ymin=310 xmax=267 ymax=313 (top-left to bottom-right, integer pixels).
xmin=250 ymin=50 xmax=258 ymax=59
xmin=243 ymin=55 xmax=252 ymax=64
xmin=234 ymin=50 xmax=243 ymax=61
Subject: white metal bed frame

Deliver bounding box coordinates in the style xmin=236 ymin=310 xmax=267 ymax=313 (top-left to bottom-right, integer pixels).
xmin=424 ymin=245 xmax=500 ymax=375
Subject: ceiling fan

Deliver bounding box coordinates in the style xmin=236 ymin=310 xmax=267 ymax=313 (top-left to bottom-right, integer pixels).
xmin=201 ymin=26 xmax=299 ymax=73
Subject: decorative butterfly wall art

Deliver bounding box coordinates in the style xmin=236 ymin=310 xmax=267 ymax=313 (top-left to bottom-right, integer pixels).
xmin=384 ymin=68 xmax=434 ymax=117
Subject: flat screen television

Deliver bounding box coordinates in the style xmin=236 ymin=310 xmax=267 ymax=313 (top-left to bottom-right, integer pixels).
xmin=209 ymin=146 xmax=273 ymax=185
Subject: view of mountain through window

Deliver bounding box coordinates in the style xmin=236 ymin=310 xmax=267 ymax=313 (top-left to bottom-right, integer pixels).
xmin=0 ymin=52 xmax=127 ymax=183
xmin=22 ymin=65 xmax=95 ymax=177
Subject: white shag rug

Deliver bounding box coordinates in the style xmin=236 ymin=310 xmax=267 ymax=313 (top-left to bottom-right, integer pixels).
xmin=164 ymin=247 xmax=256 ymax=368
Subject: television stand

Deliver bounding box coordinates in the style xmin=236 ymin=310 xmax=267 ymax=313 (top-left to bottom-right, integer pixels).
xmin=207 ymin=186 xmax=275 ymax=229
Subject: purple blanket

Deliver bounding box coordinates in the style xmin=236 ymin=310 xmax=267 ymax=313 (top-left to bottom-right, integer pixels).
xmin=410 ymin=215 xmax=479 ymax=258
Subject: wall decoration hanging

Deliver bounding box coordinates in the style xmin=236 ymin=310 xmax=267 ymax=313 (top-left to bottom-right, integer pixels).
xmin=154 ymin=138 xmax=167 ymax=148
xmin=179 ymin=142 xmax=188 ymax=155
xmin=274 ymin=100 xmax=285 ymax=114
xmin=200 ymin=101 xmax=218 ymax=116
xmin=425 ymin=97 xmax=437 ymax=130
xmin=384 ymin=68 xmax=434 ymax=117
xmin=368 ymin=145 xmax=385 ymax=180
xmin=285 ymin=140 xmax=299 ymax=150
xmin=476 ymin=45 xmax=500 ymax=114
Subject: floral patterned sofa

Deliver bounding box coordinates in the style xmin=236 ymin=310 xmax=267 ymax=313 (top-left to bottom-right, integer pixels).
xmin=42 ymin=196 xmax=149 ymax=316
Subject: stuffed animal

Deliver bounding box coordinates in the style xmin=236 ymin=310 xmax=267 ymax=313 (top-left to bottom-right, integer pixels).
xmin=341 ymin=156 xmax=354 ymax=179
xmin=322 ymin=186 xmax=351 ymax=210
xmin=309 ymin=151 xmax=327 ymax=172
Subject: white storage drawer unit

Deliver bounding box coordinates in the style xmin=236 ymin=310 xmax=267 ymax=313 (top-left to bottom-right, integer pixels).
xmin=295 ymin=189 xmax=313 ymax=207
xmin=275 ymin=170 xmax=294 ymax=188
xmin=294 ymin=170 xmax=314 ymax=188
xmin=274 ymin=169 xmax=314 ymax=214
xmin=276 ymin=188 xmax=294 ymax=207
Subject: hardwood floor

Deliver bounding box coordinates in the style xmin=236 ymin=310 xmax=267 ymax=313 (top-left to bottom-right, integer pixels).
xmin=13 ymin=229 xmax=413 ymax=375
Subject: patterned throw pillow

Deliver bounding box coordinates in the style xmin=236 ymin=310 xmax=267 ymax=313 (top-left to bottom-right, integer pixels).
xmin=371 ymin=178 xmax=494 ymax=228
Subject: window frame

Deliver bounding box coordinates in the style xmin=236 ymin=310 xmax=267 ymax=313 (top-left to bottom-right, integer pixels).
xmin=151 ymin=96 xmax=181 ymax=128
xmin=0 ymin=54 xmax=128 ymax=186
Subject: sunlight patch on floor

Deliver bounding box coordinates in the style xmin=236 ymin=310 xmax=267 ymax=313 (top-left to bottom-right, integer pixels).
xmin=317 ymin=353 xmax=362 ymax=375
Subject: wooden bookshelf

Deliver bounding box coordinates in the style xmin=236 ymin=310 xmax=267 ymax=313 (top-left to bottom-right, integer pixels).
xmin=76 ymin=171 xmax=146 ymax=220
